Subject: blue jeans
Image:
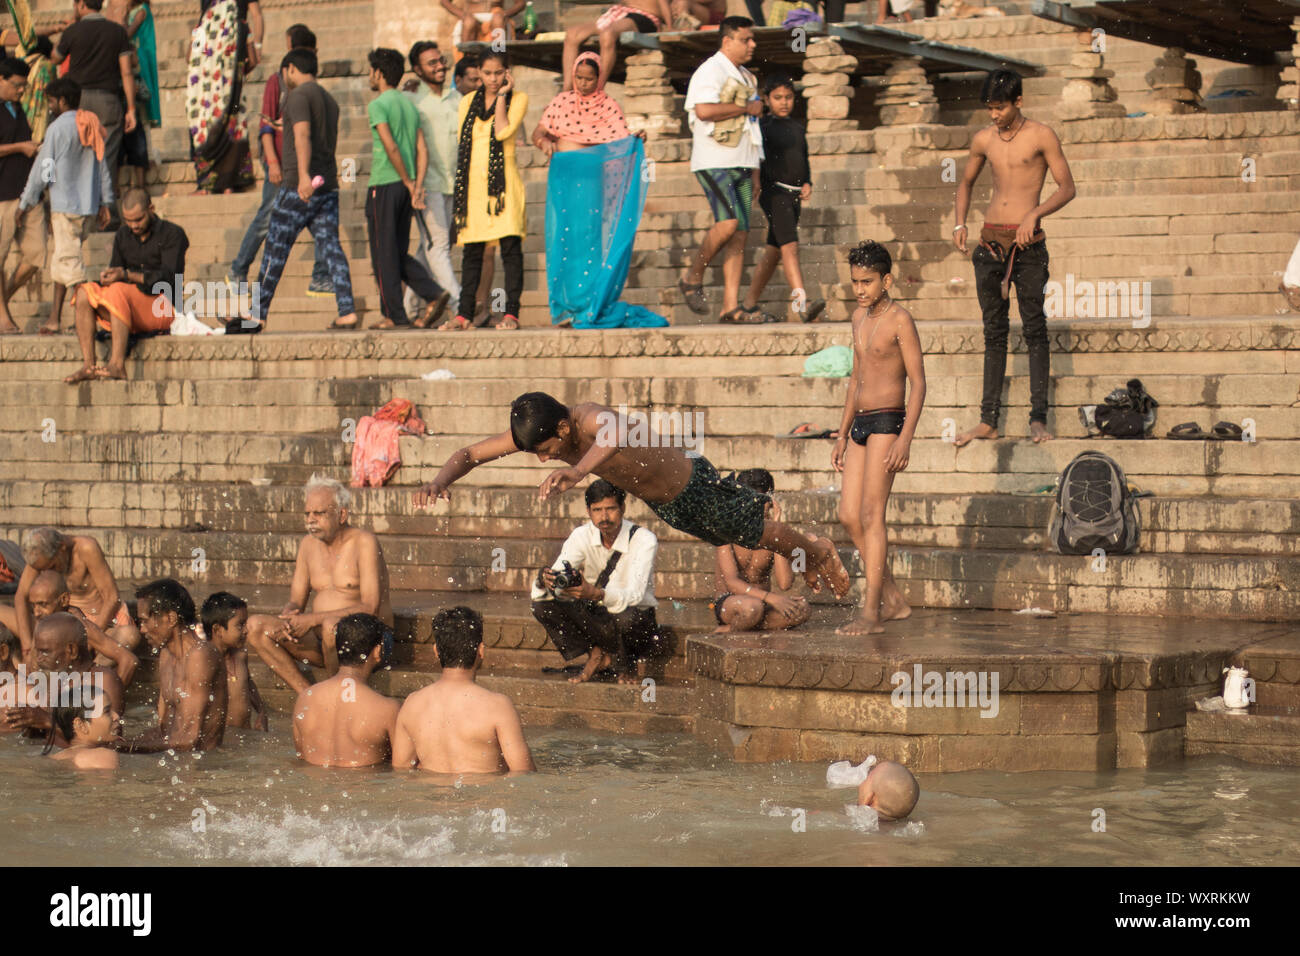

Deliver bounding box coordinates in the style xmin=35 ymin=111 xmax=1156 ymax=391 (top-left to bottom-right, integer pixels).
xmin=231 ymin=167 xmax=330 ymax=285
xmin=254 ymin=188 xmax=354 ymax=321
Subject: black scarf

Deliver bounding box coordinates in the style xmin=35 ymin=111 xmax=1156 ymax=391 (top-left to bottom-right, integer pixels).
xmin=454 ymin=88 xmax=511 ymax=231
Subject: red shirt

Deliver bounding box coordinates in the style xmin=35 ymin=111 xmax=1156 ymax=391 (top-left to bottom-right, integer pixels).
xmin=260 ymin=71 xmax=284 ymax=161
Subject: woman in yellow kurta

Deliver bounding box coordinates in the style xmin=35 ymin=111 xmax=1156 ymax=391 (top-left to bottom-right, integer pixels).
xmin=450 ymin=50 xmax=528 ymax=330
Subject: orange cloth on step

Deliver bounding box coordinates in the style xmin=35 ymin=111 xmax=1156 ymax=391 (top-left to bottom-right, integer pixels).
xmin=83 ymin=280 xmax=174 ymax=333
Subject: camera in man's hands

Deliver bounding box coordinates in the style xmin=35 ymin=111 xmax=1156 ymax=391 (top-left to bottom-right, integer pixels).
xmin=552 ymin=560 xmax=584 ymax=592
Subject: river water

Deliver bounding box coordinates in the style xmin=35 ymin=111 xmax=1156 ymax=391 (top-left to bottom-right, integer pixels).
xmin=3 ymin=719 xmax=1297 ymax=866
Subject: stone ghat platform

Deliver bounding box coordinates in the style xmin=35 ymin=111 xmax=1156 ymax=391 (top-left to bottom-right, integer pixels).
xmin=100 ymin=588 xmax=1300 ymax=770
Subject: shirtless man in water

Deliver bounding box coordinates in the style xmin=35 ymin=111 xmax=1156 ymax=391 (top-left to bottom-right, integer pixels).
xmin=2 ymin=527 xmax=142 ymax=661
xmin=121 ymin=579 xmax=227 ymax=753
xmin=833 ymin=241 xmax=926 ymax=635
xmin=710 ymin=468 xmax=810 ymax=633
xmin=247 ymin=475 xmax=393 ymax=695
xmin=413 ymin=393 xmax=850 ymax=599
xmin=953 ymin=68 xmax=1075 ymax=447
xmin=293 ymin=613 xmax=399 ymax=767
xmin=393 ymin=606 xmax=534 ymax=775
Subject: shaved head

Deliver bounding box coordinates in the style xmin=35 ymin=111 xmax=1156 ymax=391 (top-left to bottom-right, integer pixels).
xmin=859 ymin=760 xmax=920 ymax=820
xmin=34 ymin=612 xmax=87 ymax=659
xmin=120 ymin=187 xmax=151 ymax=212
xmin=29 ymin=569 xmax=69 ymax=604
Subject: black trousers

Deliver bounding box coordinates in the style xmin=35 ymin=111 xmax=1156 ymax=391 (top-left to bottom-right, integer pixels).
xmin=458 ymin=234 xmax=523 ymax=319
xmin=365 ymin=182 xmax=442 ymax=324
xmin=531 ymin=600 xmax=662 ymax=667
xmin=971 ymin=239 xmax=1051 ymax=427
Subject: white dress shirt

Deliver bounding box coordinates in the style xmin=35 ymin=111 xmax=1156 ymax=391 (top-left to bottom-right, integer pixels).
xmin=530 ymin=519 xmax=658 ymax=614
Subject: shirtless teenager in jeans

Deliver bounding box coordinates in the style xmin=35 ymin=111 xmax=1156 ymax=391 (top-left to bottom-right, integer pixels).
xmin=953 ymin=68 xmax=1076 ymax=447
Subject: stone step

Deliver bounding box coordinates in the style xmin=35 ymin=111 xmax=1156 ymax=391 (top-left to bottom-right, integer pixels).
xmin=5 ymin=479 xmax=1297 ymax=554
xmin=1184 ymin=709 xmax=1300 ymax=766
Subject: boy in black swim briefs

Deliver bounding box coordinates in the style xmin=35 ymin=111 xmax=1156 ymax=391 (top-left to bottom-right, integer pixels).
xmin=412 ymin=393 xmax=852 ymax=599
xmin=831 ymin=241 xmax=927 ymax=635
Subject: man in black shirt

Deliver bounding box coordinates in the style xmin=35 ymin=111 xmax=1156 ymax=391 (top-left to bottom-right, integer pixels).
xmin=51 ymin=0 xmax=136 ymax=186
xmin=65 ymin=188 xmax=187 ymax=383
xmin=0 ymin=56 xmax=45 ymax=334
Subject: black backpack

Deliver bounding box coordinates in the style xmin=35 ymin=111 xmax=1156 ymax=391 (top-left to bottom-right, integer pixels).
xmin=1048 ymin=451 xmax=1140 ymax=555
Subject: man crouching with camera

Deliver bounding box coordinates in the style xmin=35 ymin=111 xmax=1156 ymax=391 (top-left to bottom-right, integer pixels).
xmin=531 ymin=480 xmax=662 ymax=684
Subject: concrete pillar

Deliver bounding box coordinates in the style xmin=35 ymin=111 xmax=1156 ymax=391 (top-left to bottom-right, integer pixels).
xmin=873 ymin=56 xmax=939 ymax=126
xmin=622 ymin=50 xmax=686 ymax=140
xmin=1058 ymin=29 xmax=1126 ymax=121
xmin=801 ymin=37 xmax=859 ymax=133
xmin=1144 ymin=48 xmax=1203 ymax=115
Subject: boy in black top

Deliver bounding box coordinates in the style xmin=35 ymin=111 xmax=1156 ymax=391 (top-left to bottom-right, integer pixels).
xmin=742 ymin=74 xmax=824 ymax=323
xmin=0 ymin=55 xmax=44 ymax=335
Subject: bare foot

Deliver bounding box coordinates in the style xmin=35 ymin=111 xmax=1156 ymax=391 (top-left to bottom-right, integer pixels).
xmin=836 ymin=615 xmax=885 ymax=635
xmin=63 ymin=365 xmax=102 ymax=384
xmin=954 ymin=422 xmax=997 ymax=448
xmin=805 ymin=536 xmax=851 ymax=599
xmin=881 ymin=591 xmax=912 ymax=622
xmin=568 ymin=649 xmax=614 ymax=684
xmin=37 ymin=319 xmax=60 ymax=335
xmin=1030 ymin=421 xmax=1053 ymax=443
xmin=0 ymin=316 xmax=19 ymax=335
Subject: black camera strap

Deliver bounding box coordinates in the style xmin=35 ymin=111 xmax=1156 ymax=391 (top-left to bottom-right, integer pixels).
xmin=594 ymin=524 xmax=639 ymax=590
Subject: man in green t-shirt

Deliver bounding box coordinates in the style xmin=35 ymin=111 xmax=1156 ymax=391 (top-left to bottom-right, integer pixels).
xmin=365 ymin=48 xmax=448 ymax=329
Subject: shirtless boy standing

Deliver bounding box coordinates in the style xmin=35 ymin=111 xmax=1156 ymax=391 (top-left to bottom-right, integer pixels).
xmin=202 ymin=591 xmax=268 ymax=731
xmin=293 ymin=612 xmax=400 ymax=768
xmin=3 ymin=527 xmax=142 ymax=660
xmin=953 ymin=69 xmax=1076 ymax=447
xmin=247 ymin=475 xmax=393 ymax=694
xmin=121 ymin=579 xmax=227 ymax=753
xmin=833 ymin=241 xmax=926 ymax=635
xmin=710 ymin=468 xmax=810 ymax=632
xmin=392 ymin=606 xmax=535 ymax=775
xmin=413 ymin=394 xmax=850 ymax=598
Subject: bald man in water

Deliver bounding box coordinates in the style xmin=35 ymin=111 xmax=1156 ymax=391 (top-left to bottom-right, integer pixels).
xmin=858 ymin=760 xmax=920 ymax=821
xmin=393 ymin=606 xmax=534 ymax=775
xmin=65 ymin=187 xmax=189 ymax=383
xmin=293 ymin=613 xmax=400 ymax=767
xmin=0 ymin=613 xmax=125 ymax=743
xmin=3 ymin=527 xmax=141 ymax=664
xmin=22 ymin=570 xmax=138 ymax=685
xmin=247 ymin=475 xmax=393 ymax=695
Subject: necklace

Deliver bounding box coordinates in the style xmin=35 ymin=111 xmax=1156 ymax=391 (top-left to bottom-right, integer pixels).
xmin=996 ymin=115 xmax=1026 ymax=143
xmin=864 ymin=296 xmax=891 ymax=350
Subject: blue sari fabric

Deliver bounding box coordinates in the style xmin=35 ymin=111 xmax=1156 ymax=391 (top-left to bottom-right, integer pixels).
xmin=545 ymin=136 xmax=668 ymax=329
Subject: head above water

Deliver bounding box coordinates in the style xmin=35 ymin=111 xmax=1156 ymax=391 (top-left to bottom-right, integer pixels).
xmin=981 ymin=68 xmax=1023 ymax=128
xmin=334 ymin=612 xmax=387 ymax=668
xmin=33 ymin=612 xmax=88 ymax=673
xmin=135 ymin=578 xmax=196 ymax=647
xmin=304 ymin=474 xmax=351 ymax=541
xmin=719 ymin=16 xmax=756 ymax=65
xmin=28 ymin=570 xmax=71 ymax=620
xmin=432 ymin=605 xmax=482 ymax=670
xmin=511 ymin=392 xmax=571 ymax=455
xmin=200 ymin=591 xmax=249 ymax=650
xmin=858 ymin=760 xmax=919 ymax=820
xmin=0 ymin=624 xmax=21 ymax=671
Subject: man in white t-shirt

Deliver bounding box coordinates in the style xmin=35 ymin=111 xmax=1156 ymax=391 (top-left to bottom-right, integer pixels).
xmin=679 ymin=16 xmax=764 ymax=324
xmin=530 ymin=479 xmax=662 ymax=684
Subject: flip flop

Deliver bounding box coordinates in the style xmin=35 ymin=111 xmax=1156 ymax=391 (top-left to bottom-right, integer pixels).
xmin=1166 ymin=422 xmax=1208 ymax=440
xmin=802 ymin=299 xmax=827 ymax=322
xmin=1211 ymin=421 xmax=1243 ymax=441
xmin=785 ymin=422 xmax=835 ymax=439
xmin=678 ymin=278 xmax=708 ymax=315
xmin=224 ymin=317 xmax=264 ymax=335
xmin=368 ymin=318 xmax=415 ymax=330
xmin=438 ymin=315 xmax=472 ymax=331
xmin=414 ymin=292 xmax=451 ymax=329
xmin=326 ymin=318 xmax=360 ymax=331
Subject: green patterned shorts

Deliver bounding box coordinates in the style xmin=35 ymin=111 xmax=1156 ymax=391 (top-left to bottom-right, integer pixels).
xmin=647 ymin=455 xmax=767 ymax=549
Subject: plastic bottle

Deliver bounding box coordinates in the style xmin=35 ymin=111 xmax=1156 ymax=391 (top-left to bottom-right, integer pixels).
xmin=311 ymin=175 xmax=325 ymax=189
xmin=523 ymin=2 xmax=538 ymax=39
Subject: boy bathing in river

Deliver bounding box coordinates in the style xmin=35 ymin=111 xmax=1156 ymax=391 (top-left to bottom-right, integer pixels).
xmin=45 ymin=690 xmax=121 ymax=770
xmin=413 ymin=393 xmax=851 ymax=598
xmin=858 ymin=759 xmax=920 ymax=820
xmin=833 ymin=241 xmax=925 ymax=635
xmin=710 ymin=469 xmax=810 ymax=632
xmin=202 ymin=592 xmax=268 ymax=731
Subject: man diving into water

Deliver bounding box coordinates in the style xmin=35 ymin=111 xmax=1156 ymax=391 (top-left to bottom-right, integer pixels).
xmin=412 ymin=393 xmax=850 ymax=598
